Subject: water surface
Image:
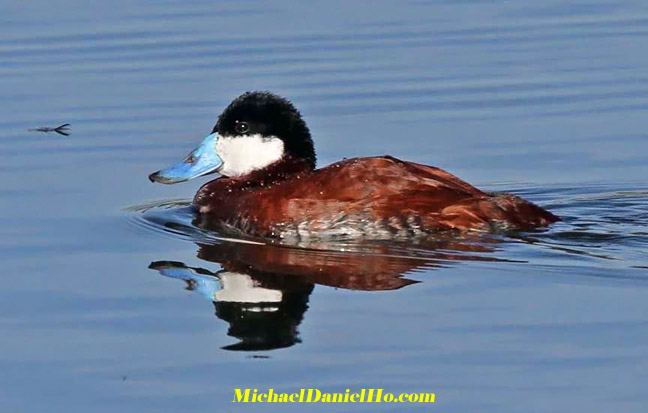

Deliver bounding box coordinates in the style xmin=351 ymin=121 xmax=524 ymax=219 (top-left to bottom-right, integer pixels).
xmin=1 ymin=1 xmax=648 ymax=411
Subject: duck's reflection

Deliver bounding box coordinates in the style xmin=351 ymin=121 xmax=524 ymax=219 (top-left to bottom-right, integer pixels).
xmin=150 ymin=259 xmax=312 ymax=351
xmin=149 ymin=223 xmax=502 ymax=351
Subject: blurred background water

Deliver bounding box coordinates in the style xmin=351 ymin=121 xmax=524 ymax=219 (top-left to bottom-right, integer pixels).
xmin=1 ymin=0 xmax=648 ymax=411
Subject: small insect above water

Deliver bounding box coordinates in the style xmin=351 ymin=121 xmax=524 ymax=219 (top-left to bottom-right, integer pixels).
xmin=28 ymin=123 xmax=71 ymax=136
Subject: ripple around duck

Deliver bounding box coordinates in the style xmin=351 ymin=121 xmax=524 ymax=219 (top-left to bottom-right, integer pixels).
xmin=125 ymin=183 xmax=648 ymax=282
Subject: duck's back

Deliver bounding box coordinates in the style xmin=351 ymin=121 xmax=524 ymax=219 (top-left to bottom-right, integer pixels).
xmin=195 ymin=156 xmax=559 ymax=239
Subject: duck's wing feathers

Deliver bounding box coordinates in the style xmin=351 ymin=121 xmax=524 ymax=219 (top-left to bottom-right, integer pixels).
xmin=278 ymin=156 xmax=558 ymax=232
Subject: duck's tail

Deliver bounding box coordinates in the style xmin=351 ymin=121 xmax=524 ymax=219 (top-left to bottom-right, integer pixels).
xmin=437 ymin=193 xmax=560 ymax=232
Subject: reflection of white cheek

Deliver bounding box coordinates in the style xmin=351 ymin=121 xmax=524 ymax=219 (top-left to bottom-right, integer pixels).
xmin=215 ymin=134 xmax=284 ymax=177
xmin=246 ymin=306 xmax=280 ymax=312
xmin=215 ymin=272 xmax=283 ymax=303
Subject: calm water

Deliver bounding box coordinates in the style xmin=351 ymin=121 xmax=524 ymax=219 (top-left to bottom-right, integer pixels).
xmin=2 ymin=0 xmax=648 ymax=411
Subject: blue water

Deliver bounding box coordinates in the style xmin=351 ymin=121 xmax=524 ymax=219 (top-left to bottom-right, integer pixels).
xmin=2 ymin=1 xmax=648 ymax=411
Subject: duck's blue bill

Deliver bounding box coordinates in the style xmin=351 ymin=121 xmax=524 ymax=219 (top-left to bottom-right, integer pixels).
xmin=149 ymin=133 xmax=222 ymax=184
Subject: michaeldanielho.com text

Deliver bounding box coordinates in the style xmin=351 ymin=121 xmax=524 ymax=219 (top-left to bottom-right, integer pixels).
xmin=232 ymin=389 xmax=435 ymax=403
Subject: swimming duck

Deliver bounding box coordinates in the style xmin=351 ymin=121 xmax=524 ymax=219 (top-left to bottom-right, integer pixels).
xmin=149 ymin=91 xmax=559 ymax=239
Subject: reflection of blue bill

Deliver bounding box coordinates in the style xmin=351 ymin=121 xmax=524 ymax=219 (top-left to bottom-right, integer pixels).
xmin=152 ymin=262 xmax=282 ymax=304
xmin=155 ymin=264 xmax=223 ymax=301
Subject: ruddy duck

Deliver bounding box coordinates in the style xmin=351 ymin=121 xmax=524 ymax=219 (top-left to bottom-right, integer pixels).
xmin=149 ymin=91 xmax=559 ymax=239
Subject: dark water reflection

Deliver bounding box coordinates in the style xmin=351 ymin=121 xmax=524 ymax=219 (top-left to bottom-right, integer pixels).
xmin=150 ymin=259 xmax=314 ymax=352
xmin=139 ymin=203 xmax=510 ymax=351
xmin=135 ymin=181 xmax=648 ymax=353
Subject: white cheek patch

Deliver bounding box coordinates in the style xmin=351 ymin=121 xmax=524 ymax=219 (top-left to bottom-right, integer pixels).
xmin=215 ymin=134 xmax=284 ymax=177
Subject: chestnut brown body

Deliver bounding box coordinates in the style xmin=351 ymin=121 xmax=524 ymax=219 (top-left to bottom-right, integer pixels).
xmin=193 ymin=156 xmax=559 ymax=239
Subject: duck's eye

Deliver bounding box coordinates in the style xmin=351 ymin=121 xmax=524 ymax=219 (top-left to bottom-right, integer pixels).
xmin=235 ymin=121 xmax=250 ymax=134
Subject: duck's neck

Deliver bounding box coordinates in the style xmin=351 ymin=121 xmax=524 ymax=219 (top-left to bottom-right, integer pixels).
xmin=234 ymin=156 xmax=314 ymax=186
xmin=195 ymin=156 xmax=314 ymax=206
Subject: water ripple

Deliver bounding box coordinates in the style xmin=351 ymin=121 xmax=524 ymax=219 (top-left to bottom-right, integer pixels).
xmin=126 ymin=183 xmax=648 ymax=281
